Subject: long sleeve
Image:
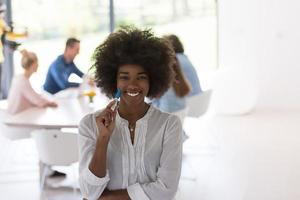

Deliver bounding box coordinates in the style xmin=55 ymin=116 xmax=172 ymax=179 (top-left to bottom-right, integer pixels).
xmin=21 ymin=78 xmax=49 ymax=107
xmin=78 ymin=114 xmax=110 ymax=200
xmin=72 ymin=64 xmax=84 ymax=78
xmin=127 ymin=116 xmax=183 ymax=200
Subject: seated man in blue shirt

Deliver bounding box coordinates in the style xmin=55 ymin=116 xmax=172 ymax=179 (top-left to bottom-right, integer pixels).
xmin=43 ymin=38 xmax=84 ymax=94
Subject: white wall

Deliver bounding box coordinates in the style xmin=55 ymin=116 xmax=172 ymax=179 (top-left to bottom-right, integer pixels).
xmin=204 ymin=2 xmax=300 ymax=199
xmin=218 ymin=0 xmax=300 ymax=111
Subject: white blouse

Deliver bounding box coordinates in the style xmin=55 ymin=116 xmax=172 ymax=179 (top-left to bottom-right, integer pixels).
xmin=78 ymin=105 xmax=183 ymax=200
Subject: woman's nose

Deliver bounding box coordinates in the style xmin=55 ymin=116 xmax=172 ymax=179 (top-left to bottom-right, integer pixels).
xmin=127 ymin=79 xmax=139 ymax=88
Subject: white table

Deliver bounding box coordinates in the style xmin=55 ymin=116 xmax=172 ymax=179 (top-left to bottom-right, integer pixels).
xmin=4 ymin=95 xmax=109 ymax=129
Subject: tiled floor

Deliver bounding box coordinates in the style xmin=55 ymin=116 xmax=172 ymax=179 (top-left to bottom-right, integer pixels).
xmin=0 ymin=117 xmax=217 ymax=200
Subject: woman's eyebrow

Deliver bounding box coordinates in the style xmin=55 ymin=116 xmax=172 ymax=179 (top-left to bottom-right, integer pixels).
xmin=118 ymin=72 xmax=147 ymax=75
xmin=138 ymin=72 xmax=147 ymax=75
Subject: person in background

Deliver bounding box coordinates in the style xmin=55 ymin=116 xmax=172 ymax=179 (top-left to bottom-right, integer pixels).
xmin=0 ymin=2 xmax=9 ymax=68
xmin=152 ymin=53 xmax=191 ymax=113
xmin=0 ymin=2 xmax=27 ymax=98
xmin=43 ymin=37 xmax=86 ymax=94
xmin=0 ymin=2 xmax=9 ymax=99
xmin=7 ymin=50 xmax=67 ymax=178
xmin=78 ymin=27 xmax=182 ymax=200
xmin=151 ymin=36 xmax=193 ymax=142
xmin=165 ymin=34 xmax=202 ymax=97
xmin=7 ymin=50 xmax=57 ymax=114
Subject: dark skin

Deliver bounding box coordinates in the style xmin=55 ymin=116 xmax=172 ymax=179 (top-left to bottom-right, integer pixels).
xmin=89 ymin=64 xmax=150 ymax=200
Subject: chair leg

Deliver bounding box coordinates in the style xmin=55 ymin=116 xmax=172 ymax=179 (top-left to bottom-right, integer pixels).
xmin=72 ymin=164 xmax=77 ymax=197
xmin=39 ymin=161 xmax=48 ymax=191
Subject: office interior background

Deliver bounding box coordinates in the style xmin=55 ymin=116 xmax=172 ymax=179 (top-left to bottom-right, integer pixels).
xmin=1 ymin=0 xmax=300 ymax=199
xmin=5 ymin=0 xmax=217 ymax=96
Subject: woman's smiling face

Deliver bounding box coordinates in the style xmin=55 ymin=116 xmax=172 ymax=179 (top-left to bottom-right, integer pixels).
xmin=117 ymin=64 xmax=150 ymax=106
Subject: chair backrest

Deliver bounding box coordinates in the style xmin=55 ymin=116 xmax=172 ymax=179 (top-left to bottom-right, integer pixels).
xmin=31 ymin=129 xmax=79 ymax=166
xmin=0 ymin=109 xmax=33 ymax=140
xmin=187 ymin=90 xmax=212 ymax=118
xmin=172 ymin=107 xmax=188 ymax=125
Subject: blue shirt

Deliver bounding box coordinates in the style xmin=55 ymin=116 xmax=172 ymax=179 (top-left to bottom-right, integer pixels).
xmin=43 ymin=55 xmax=84 ymax=94
xmin=152 ymin=53 xmax=202 ymax=113
xmin=152 ymin=87 xmax=186 ymax=113
xmin=176 ymin=53 xmax=202 ymax=97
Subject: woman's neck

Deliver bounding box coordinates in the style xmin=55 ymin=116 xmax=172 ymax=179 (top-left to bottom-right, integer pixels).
xmin=118 ymin=102 xmax=149 ymax=124
xmin=23 ymin=70 xmax=33 ymax=79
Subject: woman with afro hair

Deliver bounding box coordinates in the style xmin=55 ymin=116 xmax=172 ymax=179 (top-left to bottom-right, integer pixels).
xmin=78 ymin=26 xmax=183 ymax=200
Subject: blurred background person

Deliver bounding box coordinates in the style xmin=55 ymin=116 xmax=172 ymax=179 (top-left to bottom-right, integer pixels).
xmin=7 ymin=49 xmax=57 ymax=114
xmin=0 ymin=2 xmax=9 ymax=73
xmin=0 ymin=2 xmax=27 ymax=99
xmin=165 ymin=34 xmax=202 ymax=97
xmin=152 ymin=56 xmax=191 ymax=114
xmin=152 ymin=37 xmax=192 ymax=141
xmin=43 ymin=37 xmax=92 ymax=94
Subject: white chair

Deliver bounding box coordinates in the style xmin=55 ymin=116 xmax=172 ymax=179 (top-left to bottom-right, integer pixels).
xmin=31 ymin=129 xmax=79 ymax=194
xmin=187 ymin=89 xmax=212 ymax=118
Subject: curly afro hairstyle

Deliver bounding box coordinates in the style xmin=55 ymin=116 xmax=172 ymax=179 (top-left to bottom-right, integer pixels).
xmin=91 ymin=26 xmax=176 ymax=99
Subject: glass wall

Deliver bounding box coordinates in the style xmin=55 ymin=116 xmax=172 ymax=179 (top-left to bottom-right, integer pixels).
xmin=112 ymin=0 xmax=218 ymax=89
xmin=11 ymin=0 xmax=217 ymax=90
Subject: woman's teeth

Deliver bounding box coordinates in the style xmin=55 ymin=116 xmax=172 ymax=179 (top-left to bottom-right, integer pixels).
xmin=127 ymin=92 xmax=139 ymax=97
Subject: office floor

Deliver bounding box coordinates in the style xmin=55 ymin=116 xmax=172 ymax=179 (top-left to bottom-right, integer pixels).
xmin=0 ymin=117 xmax=218 ymax=200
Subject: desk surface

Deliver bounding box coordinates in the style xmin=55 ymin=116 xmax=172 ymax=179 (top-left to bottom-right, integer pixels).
xmin=5 ymin=95 xmax=109 ymax=129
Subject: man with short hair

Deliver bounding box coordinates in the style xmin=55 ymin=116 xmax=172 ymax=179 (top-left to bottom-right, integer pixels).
xmin=43 ymin=37 xmax=84 ymax=94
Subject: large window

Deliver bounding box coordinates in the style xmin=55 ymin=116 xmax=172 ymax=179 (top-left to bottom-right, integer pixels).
xmin=113 ymin=0 xmax=218 ymax=86
xmin=12 ymin=0 xmax=217 ymax=90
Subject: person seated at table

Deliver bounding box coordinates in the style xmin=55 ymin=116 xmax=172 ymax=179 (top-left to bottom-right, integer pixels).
xmin=165 ymin=34 xmax=202 ymax=97
xmin=152 ymin=45 xmax=191 ymax=142
xmin=7 ymin=49 xmax=57 ymax=114
xmin=78 ymin=26 xmax=183 ymax=200
xmin=152 ymin=53 xmax=191 ymax=113
xmin=43 ymin=37 xmax=93 ymax=94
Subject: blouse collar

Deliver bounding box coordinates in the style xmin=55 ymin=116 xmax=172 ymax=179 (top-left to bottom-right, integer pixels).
xmin=116 ymin=104 xmax=154 ymax=125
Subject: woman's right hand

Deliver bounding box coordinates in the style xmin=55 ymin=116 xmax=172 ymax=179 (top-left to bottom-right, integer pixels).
xmin=96 ymin=100 xmax=118 ymax=138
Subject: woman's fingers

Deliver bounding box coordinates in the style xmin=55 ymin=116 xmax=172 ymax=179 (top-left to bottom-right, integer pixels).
xmin=96 ymin=100 xmax=118 ymax=137
xmin=106 ymin=100 xmax=117 ymax=110
xmin=99 ymin=101 xmax=117 ymax=127
xmin=106 ymin=100 xmax=118 ymax=111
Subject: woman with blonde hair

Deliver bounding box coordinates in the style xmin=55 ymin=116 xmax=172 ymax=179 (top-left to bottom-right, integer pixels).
xmin=7 ymin=50 xmax=57 ymax=114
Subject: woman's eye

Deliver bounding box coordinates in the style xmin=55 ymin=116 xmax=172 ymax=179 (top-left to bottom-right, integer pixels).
xmin=138 ymin=76 xmax=148 ymax=80
xmin=119 ymin=76 xmax=129 ymax=80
